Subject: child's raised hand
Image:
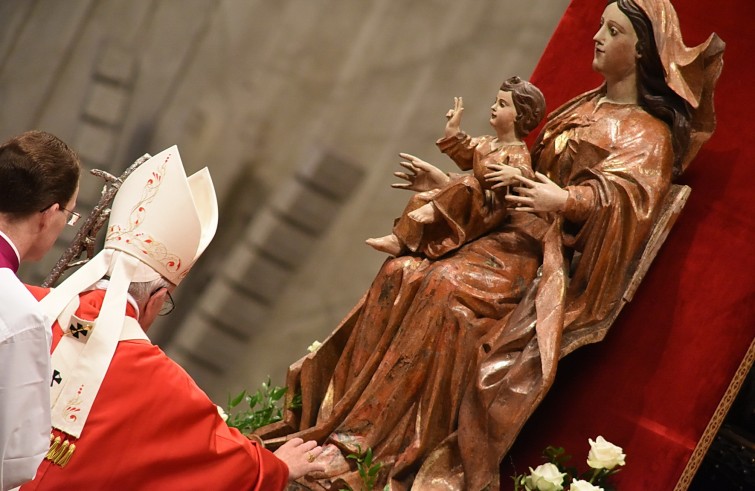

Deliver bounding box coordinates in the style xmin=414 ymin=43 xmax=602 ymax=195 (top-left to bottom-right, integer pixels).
xmin=444 ymin=97 xmax=464 ymax=138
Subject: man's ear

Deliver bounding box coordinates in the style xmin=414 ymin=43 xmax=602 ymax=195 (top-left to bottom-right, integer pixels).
xmin=144 ymin=287 xmax=168 ymax=319
xmin=38 ymin=203 xmax=59 ymax=231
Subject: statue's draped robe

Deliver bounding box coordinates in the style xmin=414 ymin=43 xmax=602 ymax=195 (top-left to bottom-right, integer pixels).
xmin=259 ymin=90 xmax=674 ymax=490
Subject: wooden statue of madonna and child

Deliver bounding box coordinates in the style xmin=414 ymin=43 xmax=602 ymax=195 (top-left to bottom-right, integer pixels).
xmin=256 ymin=0 xmax=725 ymax=489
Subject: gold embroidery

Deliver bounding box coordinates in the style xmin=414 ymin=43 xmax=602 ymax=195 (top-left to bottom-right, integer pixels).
xmin=106 ymin=153 xmax=181 ymax=272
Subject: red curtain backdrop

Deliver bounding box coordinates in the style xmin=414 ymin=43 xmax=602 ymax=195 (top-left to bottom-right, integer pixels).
xmin=506 ymin=0 xmax=755 ymax=489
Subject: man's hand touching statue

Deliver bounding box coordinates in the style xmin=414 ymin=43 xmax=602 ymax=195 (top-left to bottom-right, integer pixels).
xmin=273 ymin=438 xmax=325 ymax=481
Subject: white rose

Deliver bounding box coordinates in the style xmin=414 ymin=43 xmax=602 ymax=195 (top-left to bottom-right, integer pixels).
xmin=523 ymin=463 xmax=566 ymax=491
xmin=570 ymin=480 xmax=604 ymax=491
xmin=216 ymin=405 xmax=229 ymax=422
xmin=307 ymin=340 xmax=323 ymax=353
xmin=586 ymin=436 xmax=626 ymax=470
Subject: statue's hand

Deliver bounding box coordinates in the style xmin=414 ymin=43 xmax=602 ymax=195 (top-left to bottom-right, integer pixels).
xmin=444 ymin=97 xmax=464 ymax=138
xmin=485 ymin=158 xmax=522 ymax=188
xmin=506 ymin=172 xmax=569 ymax=212
xmin=392 ymin=153 xmax=450 ymax=192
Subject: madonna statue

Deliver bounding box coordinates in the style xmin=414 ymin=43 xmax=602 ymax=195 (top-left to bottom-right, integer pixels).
xmin=257 ymin=1 xmax=725 ymax=489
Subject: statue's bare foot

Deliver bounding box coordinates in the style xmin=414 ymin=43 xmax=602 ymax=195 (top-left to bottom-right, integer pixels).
xmin=366 ymin=234 xmax=403 ymax=256
xmin=408 ymin=202 xmax=437 ymax=224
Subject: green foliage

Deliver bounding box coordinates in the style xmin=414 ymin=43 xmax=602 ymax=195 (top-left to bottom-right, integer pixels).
xmin=225 ymin=377 xmax=288 ymax=433
xmin=337 ymin=444 xmax=383 ymax=491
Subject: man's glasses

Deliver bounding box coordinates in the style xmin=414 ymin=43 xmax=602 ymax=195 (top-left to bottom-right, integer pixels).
xmin=41 ymin=203 xmax=81 ymax=227
xmin=159 ymin=291 xmax=175 ymax=316
xmin=60 ymin=207 xmax=81 ymax=227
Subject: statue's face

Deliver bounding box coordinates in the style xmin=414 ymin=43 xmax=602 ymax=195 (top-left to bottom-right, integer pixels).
xmin=489 ymin=90 xmax=517 ymax=136
xmin=592 ymin=2 xmax=639 ymax=82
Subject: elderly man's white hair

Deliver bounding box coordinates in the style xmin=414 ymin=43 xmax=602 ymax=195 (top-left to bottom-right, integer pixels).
xmin=128 ymin=277 xmax=174 ymax=307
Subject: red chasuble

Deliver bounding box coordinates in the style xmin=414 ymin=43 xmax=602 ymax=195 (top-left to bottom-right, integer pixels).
xmin=21 ymin=288 xmax=288 ymax=491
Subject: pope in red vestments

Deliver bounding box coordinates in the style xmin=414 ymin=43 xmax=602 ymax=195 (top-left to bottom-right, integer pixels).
xmin=18 ymin=146 xmax=324 ymax=490
xmin=20 ymin=287 xmax=289 ymax=491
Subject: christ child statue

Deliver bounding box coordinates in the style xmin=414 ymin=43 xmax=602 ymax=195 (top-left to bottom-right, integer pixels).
xmin=367 ymin=76 xmax=546 ymax=259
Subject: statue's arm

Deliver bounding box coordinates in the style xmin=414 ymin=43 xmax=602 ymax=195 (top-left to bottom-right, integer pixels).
xmin=436 ymin=132 xmax=476 ymax=171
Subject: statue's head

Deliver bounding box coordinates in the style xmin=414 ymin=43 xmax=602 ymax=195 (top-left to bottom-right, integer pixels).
xmin=500 ymin=76 xmax=546 ymax=139
xmin=604 ymin=0 xmax=725 ymax=175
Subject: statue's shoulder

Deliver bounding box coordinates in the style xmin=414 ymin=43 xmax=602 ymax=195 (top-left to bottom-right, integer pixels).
xmin=620 ymin=105 xmax=673 ymax=144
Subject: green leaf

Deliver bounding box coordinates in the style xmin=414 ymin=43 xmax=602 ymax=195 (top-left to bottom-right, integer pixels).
xmin=247 ymin=393 xmax=261 ymax=407
xmin=223 ymin=378 xmax=292 ymax=433
xmin=229 ymin=390 xmax=246 ymax=409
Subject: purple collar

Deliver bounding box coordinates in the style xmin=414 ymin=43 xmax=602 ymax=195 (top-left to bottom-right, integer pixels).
xmin=0 ymin=234 xmax=20 ymax=273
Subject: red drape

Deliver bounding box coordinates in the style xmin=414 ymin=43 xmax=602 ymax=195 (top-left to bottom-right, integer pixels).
xmin=506 ymin=0 xmax=755 ymax=489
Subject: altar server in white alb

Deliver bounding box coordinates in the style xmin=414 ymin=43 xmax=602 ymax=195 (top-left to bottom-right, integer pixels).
xmin=0 ymin=131 xmax=81 ymax=491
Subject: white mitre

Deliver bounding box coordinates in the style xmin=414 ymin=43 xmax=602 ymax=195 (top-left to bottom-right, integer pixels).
xmin=39 ymin=145 xmax=218 ymax=440
xmin=105 ymin=145 xmax=217 ymax=285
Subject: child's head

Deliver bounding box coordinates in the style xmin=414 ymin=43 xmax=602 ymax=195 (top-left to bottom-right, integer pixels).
xmin=500 ymin=76 xmax=546 ymax=139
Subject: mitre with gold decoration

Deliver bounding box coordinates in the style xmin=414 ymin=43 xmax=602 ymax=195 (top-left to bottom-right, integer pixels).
xmin=39 ymin=145 xmax=218 ymax=446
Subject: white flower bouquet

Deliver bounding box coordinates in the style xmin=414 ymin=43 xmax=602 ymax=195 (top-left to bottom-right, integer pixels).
xmin=513 ymin=436 xmax=626 ymax=491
